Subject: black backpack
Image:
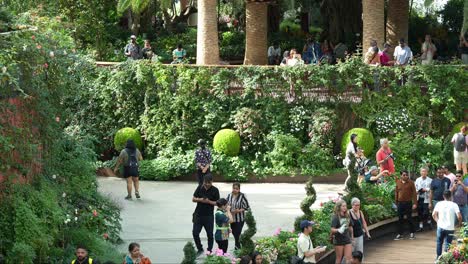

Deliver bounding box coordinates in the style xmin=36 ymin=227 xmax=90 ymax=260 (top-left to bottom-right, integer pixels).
xmin=126 ymin=149 xmax=139 ymax=168
xmin=455 ymin=133 xmax=467 ymax=152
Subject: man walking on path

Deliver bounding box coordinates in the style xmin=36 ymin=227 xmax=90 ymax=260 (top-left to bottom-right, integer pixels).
xmin=433 ymin=190 xmax=462 ymax=259
xmin=415 ymin=167 xmax=433 ymax=231
xmin=192 ymin=174 xmax=220 ymax=257
xmin=430 ymin=167 xmax=452 ymax=211
xmin=394 ymin=170 xmax=417 ymax=240
xmin=194 ymin=139 xmax=212 ymax=186
xmin=451 ymin=125 xmax=467 ymax=175
xmin=376 ymin=138 xmax=395 ymax=176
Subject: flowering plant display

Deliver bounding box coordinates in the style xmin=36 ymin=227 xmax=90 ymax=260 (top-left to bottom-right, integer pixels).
xmin=437 ymin=224 xmax=468 ymax=264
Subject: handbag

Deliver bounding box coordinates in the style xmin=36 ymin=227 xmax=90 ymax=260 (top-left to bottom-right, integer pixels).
xmin=290 ymin=236 xmax=311 ymax=264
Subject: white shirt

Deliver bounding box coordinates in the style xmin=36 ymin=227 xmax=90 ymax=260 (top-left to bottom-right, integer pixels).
xmin=421 ymin=42 xmax=437 ymax=64
xmin=415 ymin=176 xmax=432 ymax=203
xmin=297 ymin=233 xmax=315 ymax=263
xmin=394 ymin=45 xmax=413 ymax=65
xmin=343 ymin=142 xmax=356 ymax=167
xmin=434 ymin=200 xmax=460 ymax=231
xmin=268 ymin=46 xmax=281 ymax=57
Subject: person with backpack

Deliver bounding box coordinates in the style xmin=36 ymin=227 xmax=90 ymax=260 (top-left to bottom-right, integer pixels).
xmin=114 ymin=140 xmax=143 ymax=200
xmin=451 ymin=125 xmax=468 ymax=175
xmin=71 ymin=245 xmax=99 ymax=264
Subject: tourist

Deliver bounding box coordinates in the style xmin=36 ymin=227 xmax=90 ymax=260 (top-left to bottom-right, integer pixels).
xmin=349 ymin=198 xmax=370 ymax=256
xmin=364 ymin=46 xmax=380 ymax=66
xmin=433 ymin=190 xmax=462 ymax=259
xmin=364 ymin=166 xmax=387 ymax=184
xmin=451 ymin=125 xmax=467 ymax=175
xmin=268 ymin=42 xmax=281 ymax=65
xmin=71 ymin=245 xmax=98 ymax=264
xmin=280 ymin=50 xmax=290 ymax=65
xmin=215 ymin=198 xmax=234 ymax=253
xmin=333 ymin=40 xmax=348 ymax=62
xmin=194 ymin=139 xmax=212 ymax=186
xmin=192 ymin=174 xmax=220 ymax=256
xmin=394 ymin=170 xmax=417 ymax=240
xmin=430 ymin=167 xmax=452 ymax=211
xmin=330 ymin=199 xmax=353 ymax=264
xmin=368 ymin=39 xmax=378 ymax=53
xmin=124 ymin=35 xmax=141 ymax=60
xmin=442 ymin=165 xmax=456 ymax=185
xmin=459 ymin=33 xmax=468 ymax=64
xmin=297 ymin=220 xmax=326 ymax=264
xmin=379 ymin=43 xmax=393 ymax=66
xmin=450 ymin=170 xmax=468 ymax=222
xmin=343 ymin=133 xmax=359 ymax=190
xmin=124 ymin=243 xmax=152 ymax=264
xmin=303 ymin=37 xmax=321 ymax=64
xmin=114 ymin=140 xmax=143 ymax=200
xmin=355 ymin=148 xmax=370 ymax=185
xmin=226 ymin=183 xmax=250 ymax=250
xmin=251 ymin=252 xmax=263 ymax=264
xmin=171 ymin=43 xmax=186 ymax=64
xmin=286 ymin=49 xmax=303 ymax=66
xmin=351 ymin=251 xmax=363 ymax=264
xmin=239 ymin=256 xmax=252 ymax=264
xmin=141 ymin=39 xmax=154 ymax=60
xmin=421 ymin=34 xmax=437 ymax=65
xmin=320 ymin=39 xmax=334 ymax=64
xmin=393 ymin=38 xmax=413 ymax=66
xmin=376 ymin=138 xmax=395 ymax=175
xmin=415 ymin=167 xmax=433 ymax=231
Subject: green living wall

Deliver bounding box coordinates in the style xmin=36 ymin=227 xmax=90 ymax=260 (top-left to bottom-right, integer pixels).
xmin=68 ymin=59 xmax=467 ymax=181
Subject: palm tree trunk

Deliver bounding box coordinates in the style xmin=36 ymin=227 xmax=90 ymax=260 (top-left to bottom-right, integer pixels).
xmin=362 ymin=0 xmax=385 ymax=55
xmin=244 ymin=2 xmax=268 ymax=65
xmin=463 ymin=0 xmax=468 ymax=35
xmin=196 ymin=0 xmax=220 ymax=65
xmin=386 ymin=0 xmax=409 ymax=51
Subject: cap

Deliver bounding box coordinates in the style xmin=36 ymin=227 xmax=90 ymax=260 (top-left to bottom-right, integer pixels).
xmin=300 ymin=220 xmax=316 ymax=230
xmin=369 ymin=166 xmax=378 ymax=172
xmin=130 ymin=35 xmax=136 ymax=39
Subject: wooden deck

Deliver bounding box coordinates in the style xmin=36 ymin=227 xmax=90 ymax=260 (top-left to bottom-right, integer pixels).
xmin=365 ymin=230 xmax=437 ymax=263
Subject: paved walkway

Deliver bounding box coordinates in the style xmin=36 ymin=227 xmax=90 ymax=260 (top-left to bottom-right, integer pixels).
xmin=98 ymin=177 xmax=343 ymax=263
xmin=365 ymin=230 xmax=437 ymax=263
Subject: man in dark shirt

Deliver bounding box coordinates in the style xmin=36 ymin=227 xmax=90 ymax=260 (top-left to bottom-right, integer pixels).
xmin=71 ymin=245 xmax=99 ymax=264
xmin=430 ymin=167 xmax=452 ymax=211
xmin=192 ymin=174 xmax=220 ymax=256
xmin=194 ymin=139 xmax=212 ymax=186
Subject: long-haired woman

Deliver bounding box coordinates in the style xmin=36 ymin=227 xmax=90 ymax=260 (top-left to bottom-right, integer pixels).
xmin=330 ymin=200 xmax=353 ymax=264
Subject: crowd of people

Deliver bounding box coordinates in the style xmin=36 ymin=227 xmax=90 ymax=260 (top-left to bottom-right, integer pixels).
xmin=123 ymin=35 xmax=187 ymax=64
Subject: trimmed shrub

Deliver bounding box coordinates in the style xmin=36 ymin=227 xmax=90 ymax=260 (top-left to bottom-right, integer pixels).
xmin=341 ymin=128 xmax=375 ymax=157
xmin=451 ymin=122 xmax=468 ymax=137
xmin=114 ymin=127 xmax=143 ymax=151
xmin=213 ymin=129 xmax=241 ymax=156
xmin=181 ymin=242 xmax=196 ymax=264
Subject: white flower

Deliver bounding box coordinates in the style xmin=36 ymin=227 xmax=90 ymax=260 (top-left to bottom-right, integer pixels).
xmin=1 ymin=67 xmax=6 ymax=73
xmin=74 ymin=217 xmax=78 ymax=221
xmin=62 ymin=192 xmax=66 ymax=198
xmin=23 ymin=45 xmax=27 ymax=51
xmin=52 ymin=174 xmax=57 ymax=179
xmin=49 ymin=51 xmax=55 ymax=58
xmin=63 ymin=50 xmax=67 ymax=55
xmin=75 ymin=209 xmax=78 ymax=214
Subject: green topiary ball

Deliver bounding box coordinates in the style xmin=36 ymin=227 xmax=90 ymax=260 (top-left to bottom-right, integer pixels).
xmin=341 ymin=128 xmax=375 ymax=157
xmin=114 ymin=127 xmax=143 ymax=151
xmin=213 ymin=129 xmax=241 ymax=156
xmin=451 ymin=122 xmax=468 ymax=137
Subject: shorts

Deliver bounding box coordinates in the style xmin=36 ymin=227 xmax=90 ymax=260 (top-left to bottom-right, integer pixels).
xmin=123 ymin=166 xmax=139 ymax=178
xmin=454 ymin=150 xmax=468 ymax=165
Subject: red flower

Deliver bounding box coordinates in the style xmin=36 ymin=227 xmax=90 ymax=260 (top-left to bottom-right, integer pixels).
xmin=320 ymin=202 xmax=324 ymax=207
xmin=103 ymin=233 xmax=109 ymax=239
xmin=36 ymin=44 xmax=42 ymax=49
xmin=92 ymin=210 xmax=98 ymax=217
xmin=31 ymin=35 xmax=36 ymax=40
xmin=43 ymin=63 xmax=48 ymax=68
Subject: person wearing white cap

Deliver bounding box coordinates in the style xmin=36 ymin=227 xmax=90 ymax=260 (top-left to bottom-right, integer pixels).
xmin=295 ymin=220 xmax=326 ymax=264
xmin=124 ymin=35 xmax=141 ymax=60
xmin=364 ymin=166 xmax=388 ymax=184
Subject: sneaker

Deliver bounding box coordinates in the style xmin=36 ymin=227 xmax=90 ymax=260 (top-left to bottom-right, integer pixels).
xmin=394 ymin=234 xmax=403 ymax=240
xmin=135 ymin=192 xmax=140 ymax=199
xmin=124 ymin=195 xmax=132 ymax=200
xmin=196 ymin=250 xmax=204 ymax=258
xmin=416 ymin=227 xmax=423 ymax=232
xmin=410 ymin=233 xmax=415 ymax=240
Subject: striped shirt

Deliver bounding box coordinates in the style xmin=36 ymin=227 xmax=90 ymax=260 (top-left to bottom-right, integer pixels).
xmin=226 ymin=192 xmax=250 ymax=223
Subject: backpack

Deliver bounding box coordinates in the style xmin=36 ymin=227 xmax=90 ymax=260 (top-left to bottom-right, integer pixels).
xmin=126 ymin=149 xmax=139 ymax=168
xmin=455 ymin=133 xmax=467 ymax=152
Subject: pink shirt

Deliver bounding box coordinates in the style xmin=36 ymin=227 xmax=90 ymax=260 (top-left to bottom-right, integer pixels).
xmin=445 ymin=173 xmax=456 ymax=185
xmin=379 ymin=52 xmax=390 ymax=66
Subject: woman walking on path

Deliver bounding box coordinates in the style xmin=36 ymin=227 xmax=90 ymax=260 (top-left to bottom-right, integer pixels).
xmin=331 ymin=200 xmax=354 ymax=264
xmin=349 ymin=198 xmax=370 ymax=258
xmin=123 ymin=243 xmax=152 ymax=264
xmin=226 ymin=183 xmax=250 ymax=250
xmin=343 ymin=134 xmax=359 ymax=190
xmin=114 ymin=140 xmax=143 ymax=200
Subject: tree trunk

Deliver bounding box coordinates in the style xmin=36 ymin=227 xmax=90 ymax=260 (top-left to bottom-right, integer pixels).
xmin=196 ymin=0 xmax=220 ymax=65
xmin=320 ymin=0 xmax=362 ymax=48
xmin=128 ymin=10 xmax=141 ymax=35
xmin=463 ymin=0 xmax=468 ymax=35
xmin=362 ymin=0 xmax=385 ymax=54
xmin=244 ymin=2 xmax=268 ymax=65
xmin=386 ymin=0 xmax=409 ymax=51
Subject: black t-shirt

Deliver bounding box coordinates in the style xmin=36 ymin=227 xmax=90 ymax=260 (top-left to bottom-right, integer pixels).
xmin=193 ymin=185 xmax=220 ymax=216
xmin=331 ymin=215 xmax=353 ymax=245
xmin=349 ymin=210 xmax=364 ymax=238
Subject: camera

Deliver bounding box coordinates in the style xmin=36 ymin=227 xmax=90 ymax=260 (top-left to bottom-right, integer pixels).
xmin=388 ymin=153 xmax=396 ymax=161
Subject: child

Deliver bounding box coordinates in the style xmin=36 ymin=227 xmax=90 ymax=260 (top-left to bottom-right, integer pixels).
xmin=215 ymin=198 xmax=234 ymax=254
